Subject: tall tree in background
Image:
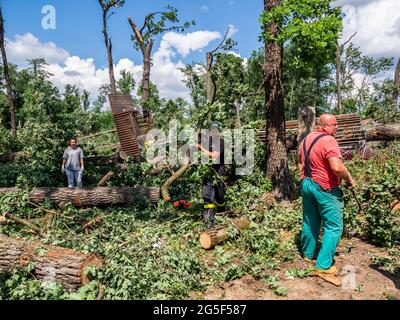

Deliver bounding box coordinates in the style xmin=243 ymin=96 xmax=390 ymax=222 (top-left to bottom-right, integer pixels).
xmin=393 ymin=57 xmax=400 ymax=112
xmin=128 ymin=5 xmax=194 ymax=107
xmin=0 ymin=6 xmax=16 ymax=137
xmin=260 ymin=0 xmax=342 ymax=199
xmin=98 ymin=0 xmax=125 ymax=95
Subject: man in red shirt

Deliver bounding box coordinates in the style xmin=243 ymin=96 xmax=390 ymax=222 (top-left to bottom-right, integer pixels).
xmin=298 ymin=114 xmax=355 ymax=286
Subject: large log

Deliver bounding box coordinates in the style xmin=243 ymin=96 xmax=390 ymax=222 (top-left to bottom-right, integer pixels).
xmin=364 ymin=124 xmax=400 ymax=142
xmin=28 ymin=187 xmax=160 ymax=206
xmin=199 ymin=217 xmax=250 ymax=250
xmin=0 ymin=151 xmax=29 ymax=163
xmin=0 ymin=187 xmax=160 ymax=206
xmin=0 ymin=233 xmax=102 ymax=291
xmin=85 ymin=151 xmax=128 ymax=166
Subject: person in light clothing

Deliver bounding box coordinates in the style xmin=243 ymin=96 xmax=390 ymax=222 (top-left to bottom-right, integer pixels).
xmin=62 ymin=137 xmax=84 ymax=188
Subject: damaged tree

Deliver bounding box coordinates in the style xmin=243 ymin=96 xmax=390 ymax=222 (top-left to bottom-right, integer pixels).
xmin=0 ymin=6 xmax=16 ymax=137
xmin=0 ymin=233 xmax=102 ymax=291
xmin=128 ymin=5 xmax=194 ymax=106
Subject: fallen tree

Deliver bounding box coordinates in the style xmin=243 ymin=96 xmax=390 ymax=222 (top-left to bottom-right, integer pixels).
xmin=0 ymin=151 xmax=29 ymax=163
xmin=199 ymin=217 xmax=250 ymax=250
xmin=365 ymin=124 xmax=400 ymax=141
xmin=0 ymin=233 xmax=102 ymax=291
xmin=0 ymin=187 xmax=160 ymax=206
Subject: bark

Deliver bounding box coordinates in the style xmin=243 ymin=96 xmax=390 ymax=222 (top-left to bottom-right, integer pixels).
xmin=297 ymin=107 xmax=316 ymax=145
xmin=199 ymin=217 xmax=250 ymax=250
xmin=0 ymin=7 xmax=16 ymax=137
xmin=336 ymin=42 xmax=342 ymax=114
xmin=0 ymin=187 xmax=160 ymax=206
xmin=27 ymin=187 xmax=160 ymax=207
xmin=206 ymin=52 xmax=215 ymax=104
xmin=0 ymin=233 xmax=102 ymax=291
xmin=99 ymin=2 xmax=117 ymax=94
xmin=162 ymin=162 xmax=191 ymax=202
xmin=84 ymin=151 xmax=127 ymax=166
xmin=365 ymin=124 xmax=400 ymax=142
xmin=263 ymin=0 xmax=294 ymax=200
xmin=127 ymin=17 xmax=154 ymax=102
xmin=393 ymin=57 xmax=400 ymax=112
xmin=98 ymin=171 xmax=115 ymax=187
xmin=0 ymin=151 xmax=29 ymax=163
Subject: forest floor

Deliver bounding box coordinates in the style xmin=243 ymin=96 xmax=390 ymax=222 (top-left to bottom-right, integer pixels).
xmin=194 ymin=238 xmax=400 ymax=300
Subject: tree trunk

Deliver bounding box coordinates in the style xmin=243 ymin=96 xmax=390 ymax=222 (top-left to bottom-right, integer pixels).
xmin=336 ymin=42 xmax=342 ymax=114
xmin=263 ymin=0 xmax=293 ymax=200
xmin=393 ymin=57 xmax=400 ymax=112
xmin=235 ymin=101 xmax=242 ymax=128
xmin=0 ymin=233 xmax=102 ymax=291
xmin=0 ymin=151 xmax=29 ymax=163
xmin=0 ymin=7 xmax=16 ymax=137
xmin=141 ymin=42 xmax=153 ymax=101
xmin=206 ymin=52 xmax=215 ymax=104
xmin=1 ymin=187 xmax=161 ymax=206
xmin=85 ymin=151 xmax=127 ymax=166
xmin=27 ymin=187 xmax=160 ymax=206
xmin=102 ymin=10 xmax=117 ymax=94
xmin=199 ymin=217 xmax=250 ymax=249
xmin=297 ymin=107 xmax=316 ymax=145
xmin=365 ymin=124 xmax=400 ymax=142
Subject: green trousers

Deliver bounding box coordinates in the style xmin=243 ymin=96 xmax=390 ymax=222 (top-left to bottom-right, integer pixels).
xmin=301 ymin=178 xmax=344 ymax=270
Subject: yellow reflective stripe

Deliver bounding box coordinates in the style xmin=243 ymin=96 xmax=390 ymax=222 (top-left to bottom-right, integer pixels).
xmin=204 ymin=204 xmax=216 ymax=209
xmin=216 ymin=203 xmax=225 ymax=207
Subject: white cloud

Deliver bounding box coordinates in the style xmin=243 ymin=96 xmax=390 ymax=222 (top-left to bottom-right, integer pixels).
xmin=6 ymin=33 xmax=69 ymax=67
xmin=227 ymin=24 xmax=238 ymax=38
xmin=155 ymin=31 xmax=221 ymax=59
xmin=339 ymin=0 xmax=400 ymax=59
xmin=5 ymin=31 xmax=223 ymax=104
xmin=200 ymin=5 xmax=209 ymax=12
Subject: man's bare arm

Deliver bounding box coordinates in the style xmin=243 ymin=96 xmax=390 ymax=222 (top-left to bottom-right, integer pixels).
xmin=328 ymin=157 xmax=355 ymax=188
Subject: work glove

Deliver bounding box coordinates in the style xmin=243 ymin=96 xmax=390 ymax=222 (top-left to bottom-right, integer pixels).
xmin=61 ymin=165 xmax=65 ymax=174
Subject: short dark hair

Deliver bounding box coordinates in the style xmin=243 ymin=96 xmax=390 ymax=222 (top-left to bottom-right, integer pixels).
xmin=69 ymin=137 xmax=77 ymax=144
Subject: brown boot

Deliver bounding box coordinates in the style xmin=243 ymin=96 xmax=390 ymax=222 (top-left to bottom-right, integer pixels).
xmin=311 ymin=266 xmax=341 ymax=286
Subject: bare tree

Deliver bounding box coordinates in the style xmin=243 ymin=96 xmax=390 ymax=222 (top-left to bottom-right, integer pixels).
xmin=98 ymin=0 xmax=125 ymax=94
xmin=393 ymin=57 xmax=400 ymax=112
xmin=128 ymin=5 xmax=194 ymax=105
xmin=0 ymin=6 xmax=16 ymax=137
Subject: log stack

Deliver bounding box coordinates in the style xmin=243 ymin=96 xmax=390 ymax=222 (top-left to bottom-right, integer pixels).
xmin=0 ymin=233 xmax=102 ymax=291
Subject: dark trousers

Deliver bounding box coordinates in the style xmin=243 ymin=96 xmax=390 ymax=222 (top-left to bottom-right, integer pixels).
xmin=202 ymin=176 xmax=226 ymax=226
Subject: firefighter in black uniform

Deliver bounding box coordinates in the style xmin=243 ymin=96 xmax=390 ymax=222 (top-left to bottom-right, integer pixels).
xmin=196 ymin=121 xmax=227 ymax=229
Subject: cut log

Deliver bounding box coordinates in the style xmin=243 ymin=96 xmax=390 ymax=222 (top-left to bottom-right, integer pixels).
xmin=28 ymin=187 xmax=160 ymax=207
xmin=85 ymin=151 xmax=128 ymax=166
xmin=0 ymin=233 xmax=102 ymax=291
xmin=199 ymin=217 xmax=250 ymax=250
xmin=0 ymin=151 xmax=29 ymax=163
xmin=364 ymin=124 xmax=400 ymax=142
xmin=0 ymin=187 xmax=159 ymax=206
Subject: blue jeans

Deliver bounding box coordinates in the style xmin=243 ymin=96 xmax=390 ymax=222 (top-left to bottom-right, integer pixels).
xmin=66 ymin=169 xmax=83 ymax=188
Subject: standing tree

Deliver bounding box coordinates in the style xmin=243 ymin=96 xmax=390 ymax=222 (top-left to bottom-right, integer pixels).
xmin=128 ymin=5 xmax=194 ymax=107
xmin=260 ymin=0 xmax=342 ymax=199
xmin=98 ymin=0 xmax=125 ymax=95
xmin=393 ymin=57 xmax=400 ymax=112
xmin=0 ymin=7 xmax=16 ymax=137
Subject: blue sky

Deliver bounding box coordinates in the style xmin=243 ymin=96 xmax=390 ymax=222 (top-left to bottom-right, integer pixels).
xmin=1 ymin=0 xmax=399 ymax=102
xmin=2 ymin=0 xmax=263 ymax=68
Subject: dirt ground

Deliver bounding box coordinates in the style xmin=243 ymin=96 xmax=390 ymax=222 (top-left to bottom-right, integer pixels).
xmin=197 ymin=239 xmax=400 ymax=300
